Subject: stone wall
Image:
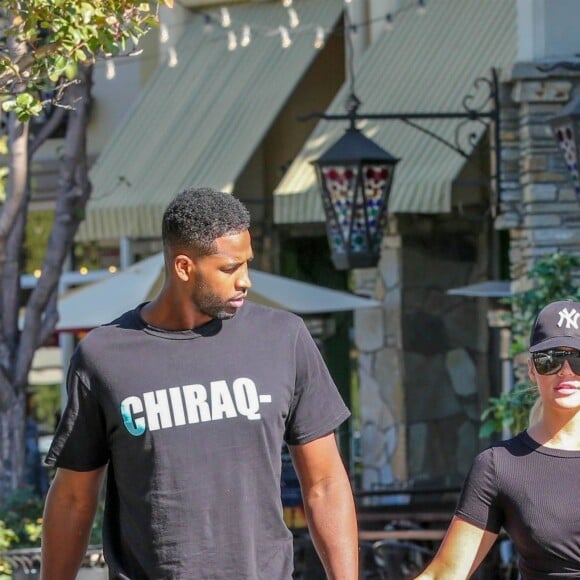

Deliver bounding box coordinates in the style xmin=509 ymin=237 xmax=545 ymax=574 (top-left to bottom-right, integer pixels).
xmin=496 ymin=65 xmax=580 ymax=285
xmin=353 ymin=214 xmax=493 ymax=497
xmin=352 ymin=231 xmax=406 ymax=492
xmin=401 ymin=221 xmax=490 ymax=486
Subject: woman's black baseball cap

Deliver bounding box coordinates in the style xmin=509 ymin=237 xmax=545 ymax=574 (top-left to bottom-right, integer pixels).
xmin=529 ymin=300 xmax=580 ymax=353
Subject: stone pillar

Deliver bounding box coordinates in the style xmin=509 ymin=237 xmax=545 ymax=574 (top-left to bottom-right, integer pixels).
xmin=352 ymin=229 xmax=406 ymax=497
xmin=496 ymin=67 xmax=580 ymax=287
xmin=502 ymin=1 xmax=580 ymax=283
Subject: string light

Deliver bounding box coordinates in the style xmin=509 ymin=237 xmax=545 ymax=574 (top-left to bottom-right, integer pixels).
xmin=99 ymin=0 xmax=435 ymax=72
xmin=228 ymin=30 xmax=238 ymax=51
xmin=160 ymin=23 xmax=169 ymax=43
xmin=221 ymin=7 xmax=231 ymax=27
xmin=168 ymin=46 xmax=178 ymax=67
xmin=279 ymin=26 xmax=292 ymax=48
xmin=287 ymin=7 xmax=299 ymax=29
xmin=203 ymin=14 xmax=213 ymax=33
xmin=189 ymin=0 xmax=432 ymax=52
xmin=105 ymin=59 xmax=116 ymax=80
xmin=33 ymin=269 xmax=41 ymax=278
xmin=240 ymin=25 xmax=252 ymax=47
xmin=314 ymin=26 xmax=325 ymax=50
xmin=108 ymin=265 xmax=118 ymax=273
xmin=79 ymin=266 xmax=89 ymax=275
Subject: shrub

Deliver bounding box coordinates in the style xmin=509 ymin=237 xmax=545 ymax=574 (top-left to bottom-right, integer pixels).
xmin=479 ymin=252 xmax=580 ymax=437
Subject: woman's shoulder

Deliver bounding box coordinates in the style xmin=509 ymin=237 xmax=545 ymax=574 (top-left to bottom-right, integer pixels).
xmin=469 ymin=432 xmax=544 ymax=482
xmin=471 ymin=432 xmax=529 ymax=466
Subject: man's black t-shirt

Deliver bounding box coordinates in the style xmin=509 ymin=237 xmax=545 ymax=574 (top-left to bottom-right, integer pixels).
xmin=456 ymin=431 xmax=580 ymax=579
xmin=46 ymin=302 xmax=350 ymax=579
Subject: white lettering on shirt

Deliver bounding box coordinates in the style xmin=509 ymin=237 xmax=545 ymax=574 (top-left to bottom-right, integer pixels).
xmin=144 ymin=389 xmax=173 ymax=431
xmin=120 ymin=378 xmax=271 ymax=435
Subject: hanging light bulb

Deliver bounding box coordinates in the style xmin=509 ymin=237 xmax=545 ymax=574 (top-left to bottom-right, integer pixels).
xmin=240 ymin=25 xmax=251 ymax=47
xmin=279 ymin=26 xmax=292 ymax=48
xmin=203 ymin=14 xmax=214 ymax=34
xmin=168 ymin=46 xmax=178 ymax=67
xmin=228 ymin=30 xmax=237 ymax=51
xmin=221 ymin=7 xmax=231 ymax=27
xmin=282 ymin=0 xmax=292 ymax=7
xmin=314 ymin=26 xmax=325 ymax=50
xmin=344 ymin=0 xmax=352 ymax=4
xmin=160 ymin=23 xmax=169 ymax=43
xmin=417 ymin=0 xmax=427 ymax=16
xmin=384 ymin=13 xmax=394 ymax=31
xmin=288 ymin=7 xmax=299 ymax=29
xmin=105 ymin=59 xmax=116 ymax=80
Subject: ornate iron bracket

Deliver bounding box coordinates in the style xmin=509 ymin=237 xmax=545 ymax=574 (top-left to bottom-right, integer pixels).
xmin=537 ymin=60 xmax=580 ymax=73
xmin=300 ymin=68 xmax=501 ymax=217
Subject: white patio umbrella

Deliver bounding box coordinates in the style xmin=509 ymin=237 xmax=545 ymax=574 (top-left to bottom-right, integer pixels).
xmin=56 ymin=253 xmax=380 ymax=332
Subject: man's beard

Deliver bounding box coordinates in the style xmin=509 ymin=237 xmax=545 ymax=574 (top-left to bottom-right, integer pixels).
xmin=194 ymin=286 xmax=238 ymax=321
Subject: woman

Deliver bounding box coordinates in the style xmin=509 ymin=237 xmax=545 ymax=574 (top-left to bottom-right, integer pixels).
xmin=416 ymin=300 xmax=580 ymax=579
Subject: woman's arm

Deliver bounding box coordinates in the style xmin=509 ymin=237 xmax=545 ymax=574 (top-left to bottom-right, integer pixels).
xmin=414 ymin=516 xmax=498 ymax=579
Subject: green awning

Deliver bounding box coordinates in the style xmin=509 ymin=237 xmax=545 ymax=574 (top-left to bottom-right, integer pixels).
xmin=274 ymin=0 xmax=517 ymax=224
xmin=76 ymin=0 xmax=343 ymax=241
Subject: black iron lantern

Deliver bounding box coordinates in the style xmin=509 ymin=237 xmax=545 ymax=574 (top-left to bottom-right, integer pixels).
xmin=312 ymin=127 xmax=399 ymax=270
xmin=549 ymin=96 xmax=580 ymax=201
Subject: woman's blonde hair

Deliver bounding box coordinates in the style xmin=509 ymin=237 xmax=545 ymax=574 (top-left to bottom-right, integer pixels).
xmin=528 ymin=397 xmax=543 ymax=426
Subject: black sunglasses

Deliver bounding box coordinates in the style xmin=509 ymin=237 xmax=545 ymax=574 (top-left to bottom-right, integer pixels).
xmin=532 ymin=349 xmax=580 ymax=376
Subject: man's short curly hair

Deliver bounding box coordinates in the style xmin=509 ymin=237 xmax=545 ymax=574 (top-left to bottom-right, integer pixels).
xmin=162 ymin=187 xmax=251 ymax=256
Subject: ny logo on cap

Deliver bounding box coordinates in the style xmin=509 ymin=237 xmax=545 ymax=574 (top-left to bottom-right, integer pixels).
xmin=557 ymin=307 xmax=580 ymax=330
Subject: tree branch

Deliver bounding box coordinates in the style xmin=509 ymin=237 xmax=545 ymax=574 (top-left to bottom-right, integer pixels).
xmin=17 ymin=65 xmax=93 ymax=387
xmin=29 ymin=106 xmax=67 ymax=157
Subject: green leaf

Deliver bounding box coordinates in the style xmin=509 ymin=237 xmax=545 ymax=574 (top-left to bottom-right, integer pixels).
xmin=64 ymin=60 xmax=78 ymax=80
xmin=74 ymin=49 xmax=88 ymax=62
xmin=1 ymin=100 xmax=17 ymax=113
xmin=29 ymin=102 xmax=43 ymax=115
xmin=16 ymin=110 xmax=31 ymax=122
xmin=54 ymin=55 xmax=68 ymax=73
xmin=80 ymin=2 xmax=95 ymax=23
xmin=479 ymin=421 xmax=498 ymax=438
xmin=15 ymin=93 xmax=34 ymax=107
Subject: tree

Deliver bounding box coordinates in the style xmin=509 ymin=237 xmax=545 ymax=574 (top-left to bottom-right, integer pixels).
xmin=0 ymin=0 xmax=172 ymax=500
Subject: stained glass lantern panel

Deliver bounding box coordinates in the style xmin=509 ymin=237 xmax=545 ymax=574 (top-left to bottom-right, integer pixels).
xmin=549 ymin=97 xmax=580 ymax=201
xmin=313 ymin=129 xmax=398 ymax=270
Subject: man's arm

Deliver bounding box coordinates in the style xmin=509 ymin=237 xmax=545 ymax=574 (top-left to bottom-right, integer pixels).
xmin=290 ymin=433 xmax=358 ymax=580
xmin=41 ymin=466 xmax=107 ymax=580
xmin=414 ymin=516 xmax=498 ymax=579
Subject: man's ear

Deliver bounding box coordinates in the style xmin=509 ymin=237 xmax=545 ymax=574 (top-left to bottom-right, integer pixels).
xmin=173 ymin=254 xmax=193 ymax=282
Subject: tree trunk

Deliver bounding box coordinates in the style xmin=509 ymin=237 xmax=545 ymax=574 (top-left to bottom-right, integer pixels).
xmin=0 ymin=64 xmax=94 ymax=500
xmin=0 ymin=390 xmax=25 ymax=499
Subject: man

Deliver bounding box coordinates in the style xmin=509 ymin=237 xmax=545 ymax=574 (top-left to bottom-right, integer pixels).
xmin=41 ymin=188 xmax=358 ymax=579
